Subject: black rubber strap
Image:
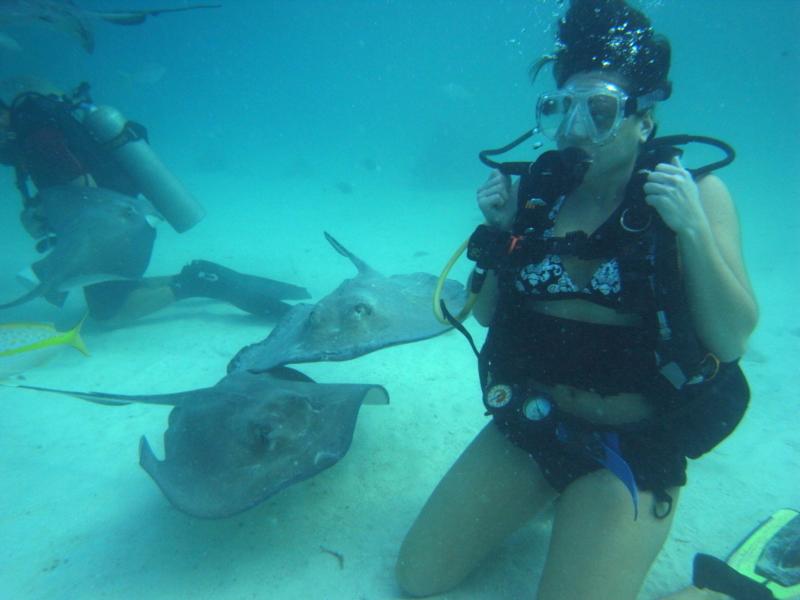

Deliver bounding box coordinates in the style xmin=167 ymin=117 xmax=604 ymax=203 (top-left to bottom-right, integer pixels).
xmin=440 ymin=300 xmax=480 ymax=359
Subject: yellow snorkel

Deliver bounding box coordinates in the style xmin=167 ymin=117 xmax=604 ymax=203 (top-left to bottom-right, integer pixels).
xmin=430 ymin=59 xmax=552 ymax=327
xmin=432 ymin=237 xmax=479 ymax=325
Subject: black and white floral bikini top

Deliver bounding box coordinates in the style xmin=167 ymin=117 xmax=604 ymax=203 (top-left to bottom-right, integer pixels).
xmin=514 ymin=196 xmax=623 ymax=303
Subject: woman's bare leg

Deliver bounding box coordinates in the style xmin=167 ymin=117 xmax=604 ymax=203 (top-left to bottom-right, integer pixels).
xmin=537 ymin=468 xmax=680 ymax=600
xmin=85 ymin=277 xmax=177 ymax=327
xmin=396 ymin=423 xmax=557 ymax=597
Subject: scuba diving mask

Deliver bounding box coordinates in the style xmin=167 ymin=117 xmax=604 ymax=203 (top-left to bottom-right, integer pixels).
xmin=537 ymin=82 xmax=660 ymax=145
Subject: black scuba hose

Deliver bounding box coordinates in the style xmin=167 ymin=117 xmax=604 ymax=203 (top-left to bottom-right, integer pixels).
xmin=653 ymin=134 xmax=736 ymax=178
xmin=478 ymin=129 xmax=534 ymax=175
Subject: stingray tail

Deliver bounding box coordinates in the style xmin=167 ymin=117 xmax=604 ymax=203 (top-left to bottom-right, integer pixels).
xmin=91 ymin=5 xmax=222 ymax=26
xmin=0 ymin=286 xmax=42 ymax=310
xmin=323 ymin=232 xmax=376 ymax=274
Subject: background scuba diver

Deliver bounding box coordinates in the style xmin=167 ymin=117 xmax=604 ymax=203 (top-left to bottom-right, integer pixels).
xmin=0 ymin=77 xmax=310 ymax=323
xmin=396 ymin=2 xmax=760 ymax=600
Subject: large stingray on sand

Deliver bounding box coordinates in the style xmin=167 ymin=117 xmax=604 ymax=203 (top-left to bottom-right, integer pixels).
xmin=13 ymin=367 xmax=388 ymax=519
xmin=0 ymin=1 xmax=219 ymax=53
xmin=228 ymin=232 xmax=467 ymax=374
xmin=0 ymin=185 xmax=157 ymax=309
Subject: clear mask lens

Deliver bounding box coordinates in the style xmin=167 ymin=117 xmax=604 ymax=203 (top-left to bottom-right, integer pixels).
xmin=536 ymin=84 xmax=628 ymax=144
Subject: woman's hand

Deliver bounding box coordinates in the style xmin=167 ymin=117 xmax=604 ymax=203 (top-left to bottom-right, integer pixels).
xmin=646 ymin=163 xmax=758 ymax=359
xmin=643 ymin=157 xmax=710 ymax=237
xmin=477 ymin=169 xmax=516 ymax=231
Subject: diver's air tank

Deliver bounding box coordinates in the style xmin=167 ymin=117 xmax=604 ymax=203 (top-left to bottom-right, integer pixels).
xmin=82 ymin=105 xmax=205 ymax=233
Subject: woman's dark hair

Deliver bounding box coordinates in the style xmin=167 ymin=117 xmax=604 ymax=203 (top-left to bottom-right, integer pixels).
xmin=552 ymin=0 xmax=672 ymax=99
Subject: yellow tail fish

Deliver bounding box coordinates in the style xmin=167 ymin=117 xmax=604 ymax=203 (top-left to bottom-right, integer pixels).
xmin=0 ymin=318 xmax=89 ymax=378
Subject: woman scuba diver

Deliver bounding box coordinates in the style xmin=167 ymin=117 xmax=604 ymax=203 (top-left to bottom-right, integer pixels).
xmin=396 ymin=1 xmax=761 ymax=599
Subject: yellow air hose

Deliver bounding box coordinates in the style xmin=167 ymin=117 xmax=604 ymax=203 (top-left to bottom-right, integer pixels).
xmin=433 ymin=237 xmax=478 ymax=325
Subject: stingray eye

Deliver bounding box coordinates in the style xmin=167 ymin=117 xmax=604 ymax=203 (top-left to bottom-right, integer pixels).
xmin=352 ymin=303 xmax=372 ymax=319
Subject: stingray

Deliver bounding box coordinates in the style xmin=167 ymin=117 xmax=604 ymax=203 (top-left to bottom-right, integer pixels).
xmin=0 ymin=1 xmax=220 ymax=53
xmin=228 ymin=232 xmax=467 ymax=374
xmin=0 ymin=185 xmax=157 ymax=309
xmin=12 ymin=367 xmax=389 ymax=519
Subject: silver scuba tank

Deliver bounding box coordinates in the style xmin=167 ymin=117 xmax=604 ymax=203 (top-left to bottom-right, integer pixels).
xmin=82 ymin=104 xmax=205 ymax=233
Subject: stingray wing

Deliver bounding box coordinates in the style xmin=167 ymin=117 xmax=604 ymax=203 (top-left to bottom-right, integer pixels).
xmin=227 ymin=304 xmax=316 ymax=373
xmin=227 ymin=232 xmax=466 ymax=374
xmin=0 ymin=187 xmax=157 ymax=308
xmin=138 ymin=372 xmax=389 ymax=518
xmin=228 ymin=272 xmax=466 ymax=373
xmin=386 ymin=272 xmax=466 ymax=338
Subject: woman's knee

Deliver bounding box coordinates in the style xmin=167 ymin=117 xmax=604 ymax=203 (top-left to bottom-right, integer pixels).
xmin=395 ymin=539 xmax=458 ymax=598
xmin=394 ymin=559 xmax=436 ymax=597
xmin=537 ymin=473 xmax=680 ymax=599
xmin=394 ymin=424 xmax=555 ymax=596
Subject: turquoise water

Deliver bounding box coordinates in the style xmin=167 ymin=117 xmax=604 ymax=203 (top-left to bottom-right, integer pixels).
xmin=1 ymin=2 xmax=798 ymax=599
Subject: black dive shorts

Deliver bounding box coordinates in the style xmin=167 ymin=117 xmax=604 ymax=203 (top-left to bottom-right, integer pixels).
xmin=483 ymin=382 xmax=689 ymax=495
xmin=479 ymin=361 xmax=749 ymax=498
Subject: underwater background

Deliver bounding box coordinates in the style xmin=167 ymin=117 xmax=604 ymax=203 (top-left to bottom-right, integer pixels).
xmin=1 ymin=1 xmax=798 ymax=599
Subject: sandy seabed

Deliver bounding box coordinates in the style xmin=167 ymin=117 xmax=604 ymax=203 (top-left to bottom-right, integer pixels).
xmin=1 ymin=171 xmax=797 ymax=600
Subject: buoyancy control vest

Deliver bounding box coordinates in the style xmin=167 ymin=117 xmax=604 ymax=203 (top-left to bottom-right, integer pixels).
xmin=7 ymin=89 xmax=143 ymax=203
xmin=7 ymin=85 xmax=205 ymax=233
xmin=467 ymin=135 xmax=737 ymax=396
